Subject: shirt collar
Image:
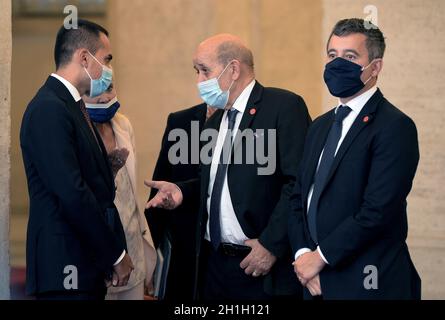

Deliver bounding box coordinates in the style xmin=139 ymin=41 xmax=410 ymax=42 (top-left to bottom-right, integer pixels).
xmin=51 ymin=73 xmax=82 ymax=102
xmin=230 ymin=79 xmax=256 ymax=114
xmin=336 ymin=86 xmax=377 ymax=115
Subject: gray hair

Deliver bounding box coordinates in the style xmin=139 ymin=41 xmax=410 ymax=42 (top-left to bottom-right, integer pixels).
xmin=216 ymin=41 xmax=254 ymax=70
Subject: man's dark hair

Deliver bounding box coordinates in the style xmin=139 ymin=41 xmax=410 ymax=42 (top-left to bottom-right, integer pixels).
xmin=328 ymin=18 xmax=386 ymax=61
xmin=54 ymin=19 xmax=109 ymax=70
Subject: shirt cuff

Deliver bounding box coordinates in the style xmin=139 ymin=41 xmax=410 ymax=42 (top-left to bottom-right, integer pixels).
xmin=294 ymin=248 xmax=311 ymax=261
xmin=113 ymin=250 xmax=126 ymax=266
xmin=317 ymin=246 xmax=329 ymax=265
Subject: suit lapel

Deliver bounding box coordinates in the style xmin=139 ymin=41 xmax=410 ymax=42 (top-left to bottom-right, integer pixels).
xmin=302 ymin=112 xmax=334 ymax=201
xmin=94 ymin=124 xmax=115 ymax=190
xmin=233 ymin=82 xmax=263 ymax=151
xmin=321 ymin=89 xmax=383 ymax=193
xmin=70 ymin=99 xmax=115 ymax=193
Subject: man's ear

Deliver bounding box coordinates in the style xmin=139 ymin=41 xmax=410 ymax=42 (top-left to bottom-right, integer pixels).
xmin=372 ymin=59 xmax=383 ymax=77
xmin=231 ymin=60 xmax=242 ymax=81
xmin=76 ymin=48 xmax=90 ymax=68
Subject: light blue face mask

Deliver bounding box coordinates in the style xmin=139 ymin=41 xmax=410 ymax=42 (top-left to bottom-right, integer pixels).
xmin=84 ymin=51 xmax=113 ymax=98
xmin=197 ymin=61 xmax=234 ymax=109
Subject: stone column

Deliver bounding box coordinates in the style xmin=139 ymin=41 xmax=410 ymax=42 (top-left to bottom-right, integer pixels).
xmin=0 ymin=0 xmax=11 ymax=300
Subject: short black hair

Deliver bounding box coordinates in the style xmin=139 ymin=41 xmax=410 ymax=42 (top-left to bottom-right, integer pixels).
xmin=54 ymin=19 xmax=109 ymax=70
xmin=328 ymin=18 xmax=386 ymax=61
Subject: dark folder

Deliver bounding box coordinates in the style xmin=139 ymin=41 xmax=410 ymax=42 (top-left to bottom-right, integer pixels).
xmin=153 ymin=233 xmax=172 ymax=299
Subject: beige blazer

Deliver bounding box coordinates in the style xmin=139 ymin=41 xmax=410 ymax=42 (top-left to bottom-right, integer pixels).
xmin=110 ymin=112 xmax=157 ymax=292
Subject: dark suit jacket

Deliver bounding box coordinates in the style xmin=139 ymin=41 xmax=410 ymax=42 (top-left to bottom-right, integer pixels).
xmin=20 ymin=76 xmax=126 ymax=296
xmin=145 ymin=103 xmax=207 ymax=300
xmin=288 ymin=89 xmax=421 ymax=299
xmin=178 ymin=82 xmax=311 ymax=297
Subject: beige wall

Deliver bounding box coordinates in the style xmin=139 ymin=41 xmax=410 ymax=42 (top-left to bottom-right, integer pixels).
xmin=107 ymin=0 xmax=323 ymax=208
xmin=322 ymin=0 xmax=445 ymax=299
xmin=0 ymin=0 xmax=11 ymax=300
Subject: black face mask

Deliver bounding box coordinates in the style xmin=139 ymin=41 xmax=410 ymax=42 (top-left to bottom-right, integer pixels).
xmin=323 ymin=57 xmax=373 ymax=98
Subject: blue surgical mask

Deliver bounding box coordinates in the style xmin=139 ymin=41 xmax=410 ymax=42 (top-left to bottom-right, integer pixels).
xmin=323 ymin=57 xmax=373 ymax=98
xmin=85 ymin=97 xmax=120 ymax=123
xmin=197 ymin=62 xmax=234 ymax=109
xmin=84 ymin=51 xmax=113 ymax=98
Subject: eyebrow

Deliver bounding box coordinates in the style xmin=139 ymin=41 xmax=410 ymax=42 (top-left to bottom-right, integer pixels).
xmin=194 ymin=63 xmax=210 ymax=69
xmin=344 ymin=49 xmax=360 ymax=56
xmin=327 ymin=49 xmax=360 ymax=56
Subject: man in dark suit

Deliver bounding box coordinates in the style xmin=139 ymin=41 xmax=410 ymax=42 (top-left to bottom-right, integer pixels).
xmin=20 ymin=20 xmax=133 ymax=300
xmin=145 ymin=34 xmax=311 ymax=300
xmin=288 ymin=18 xmax=420 ymax=299
xmin=145 ymin=103 xmax=209 ymax=300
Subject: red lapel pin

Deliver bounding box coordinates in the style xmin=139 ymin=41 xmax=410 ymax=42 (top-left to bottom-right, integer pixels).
xmin=363 ymin=115 xmax=369 ymax=123
xmin=250 ymin=108 xmax=256 ymax=115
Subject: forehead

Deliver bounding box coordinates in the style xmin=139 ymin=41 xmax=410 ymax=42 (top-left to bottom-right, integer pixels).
xmin=96 ymin=32 xmax=111 ymax=54
xmin=193 ymin=43 xmax=219 ymax=67
xmin=328 ymin=33 xmax=368 ymax=52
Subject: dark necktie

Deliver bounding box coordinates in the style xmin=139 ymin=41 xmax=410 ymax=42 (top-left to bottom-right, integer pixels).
xmin=209 ymin=109 xmax=239 ymax=250
xmin=307 ymin=105 xmax=351 ymax=244
xmin=79 ymin=99 xmax=100 ymax=146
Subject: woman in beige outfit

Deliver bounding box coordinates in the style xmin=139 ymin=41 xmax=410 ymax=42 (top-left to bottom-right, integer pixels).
xmin=83 ymin=84 xmax=157 ymax=300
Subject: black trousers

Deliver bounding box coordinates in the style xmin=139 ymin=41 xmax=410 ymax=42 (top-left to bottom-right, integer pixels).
xmin=200 ymin=240 xmax=270 ymax=301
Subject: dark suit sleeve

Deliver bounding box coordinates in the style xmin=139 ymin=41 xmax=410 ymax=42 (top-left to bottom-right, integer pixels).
xmin=151 ymin=113 xmax=174 ymax=184
xmin=145 ymin=113 xmax=174 ymax=247
xmin=258 ymin=95 xmax=311 ymax=258
xmin=176 ymin=178 xmax=200 ymax=207
xmin=24 ymin=100 xmax=123 ymax=271
xmin=288 ymin=163 xmax=311 ymax=255
xmin=319 ymin=116 xmax=419 ymax=267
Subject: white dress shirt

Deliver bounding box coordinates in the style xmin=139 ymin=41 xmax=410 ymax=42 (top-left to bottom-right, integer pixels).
xmin=51 ymin=73 xmax=82 ymax=102
xmin=295 ymin=86 xmax=377 ymax=264
xmin=205 ymin=79 xmax=256 ymax=245
xmin=51 ymin=73 xmax=126 ymax=266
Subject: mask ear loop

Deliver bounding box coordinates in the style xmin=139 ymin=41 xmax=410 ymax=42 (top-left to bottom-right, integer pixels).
xmin=227 ymin=79 xmax=235 ymax=91
xmin=84 ymin=67 xmax=93 ymax=81
xmin=84 ymin=51 xmax=101 ymax=81
xmin=217 ymin=60 xmax=236 ymax=93
xmin=88 ymin=51 xmax=102 ymax=66
xmin=217 ymin=60 xmax=236 ymax=80
xmin=88 ymin=51 xmax=113 ymax=72
xmin=361 ymin=59 xmax=376 ymax=85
